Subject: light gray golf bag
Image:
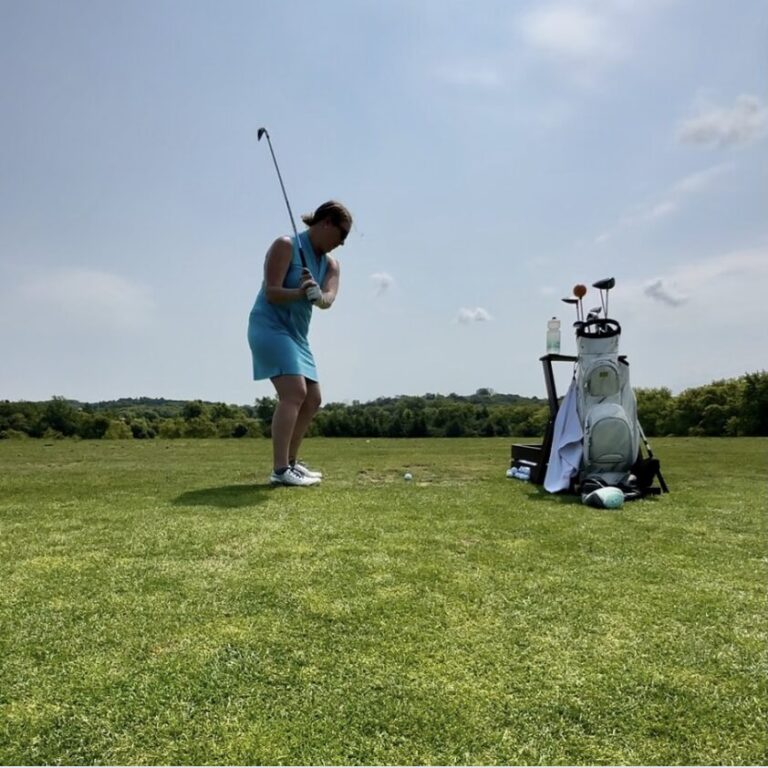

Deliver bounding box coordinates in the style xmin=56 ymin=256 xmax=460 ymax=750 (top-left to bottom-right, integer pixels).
xmin=575 ymin=317 xmax=640 ymax=488
xmin=512 ymin=276 xmax=668 ymax=499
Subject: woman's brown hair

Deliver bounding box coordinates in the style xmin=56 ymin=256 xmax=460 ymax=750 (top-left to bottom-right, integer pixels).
xmin=301 ymin=200 xmax=352 ymax=229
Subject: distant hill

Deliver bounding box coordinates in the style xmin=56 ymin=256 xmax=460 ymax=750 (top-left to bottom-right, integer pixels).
xmin=3 ymin=373 xmax=766 ymax=437
xmin=76 ymin=397 xmax=196 ymax=417
xmin=68 ymin=390 xmax=545 ymax=415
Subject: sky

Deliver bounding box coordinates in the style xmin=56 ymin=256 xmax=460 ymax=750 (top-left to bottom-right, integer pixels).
xmin=1 ymin=0 xmax=766 ymax=406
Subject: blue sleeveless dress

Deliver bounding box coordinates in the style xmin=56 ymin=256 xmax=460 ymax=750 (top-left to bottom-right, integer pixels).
xmin=248 ymin=231 xmax=328 ymax=382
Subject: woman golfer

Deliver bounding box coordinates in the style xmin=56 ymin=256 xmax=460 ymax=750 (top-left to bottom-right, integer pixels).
xmin=248 ymin=200 xmax=352 ymax=486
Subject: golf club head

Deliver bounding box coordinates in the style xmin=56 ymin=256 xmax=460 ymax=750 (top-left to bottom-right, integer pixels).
xmin=562 ymin=298 xmax=578 ymax=305
xmin=592 ymin=277 xmax=615 ymax=290
xmin=257 ymin=127 xmax=268 ymax=141
xmin=589 ymin=307 xmax=602 ymax=315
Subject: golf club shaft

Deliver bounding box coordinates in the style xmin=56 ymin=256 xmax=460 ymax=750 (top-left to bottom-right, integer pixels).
xmin=562 ymin=299 xmax=579 ymax=325
xmin=257 ymin=128 xmax=309 ymax=273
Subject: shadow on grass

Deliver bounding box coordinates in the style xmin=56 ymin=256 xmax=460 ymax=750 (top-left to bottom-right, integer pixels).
xmin=523 ymin=482 xmax=663 ymax=507
xmin=173 ymin=483 xmax=274 ymax=509
xmin=523 ymin=483 xmax=584 ymax=506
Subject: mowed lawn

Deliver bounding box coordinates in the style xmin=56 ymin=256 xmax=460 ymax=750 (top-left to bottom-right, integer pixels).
xmin=0 ymin=437 xmax=765 ymax=765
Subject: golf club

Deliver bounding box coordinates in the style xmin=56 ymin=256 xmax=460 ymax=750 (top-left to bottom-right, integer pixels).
xmin=562 ymin=297 xmax=579 ymax=325
xmin=257 ymin=127 xmax=310 ymax=275
xmin=573 ymin=284 xmax=587 ymax=323
xmin=586 ymin=306 xmax=602 ymax=333
xmin=593 ymin=277 xmax=615 ymax=319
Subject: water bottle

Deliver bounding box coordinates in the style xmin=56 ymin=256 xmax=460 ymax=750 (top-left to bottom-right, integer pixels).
xmin=546 ymin=317 xmax=561 ymax=354
xmin=506 ymin=465 xmax=531 ymax=481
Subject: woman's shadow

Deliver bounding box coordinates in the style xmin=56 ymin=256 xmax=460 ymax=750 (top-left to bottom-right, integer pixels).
xmin=173 ymin=483 xmax=274 ymax=509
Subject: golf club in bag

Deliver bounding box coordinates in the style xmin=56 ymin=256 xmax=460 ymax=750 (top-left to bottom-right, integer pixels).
xmin=257 ymin=127 xmax=310 ymax=276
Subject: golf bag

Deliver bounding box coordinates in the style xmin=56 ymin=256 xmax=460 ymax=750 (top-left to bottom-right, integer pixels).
xmin=573 ymin=312 xmax=668 ymax=502
xmin=513 ymin=276 xmax=668 ymax=499
xmin=575 ymin=317 xmax=639 ymax=488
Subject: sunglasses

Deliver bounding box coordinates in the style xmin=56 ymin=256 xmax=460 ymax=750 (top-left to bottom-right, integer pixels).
xmin=334 ymin=221 xmax=350 ymax=244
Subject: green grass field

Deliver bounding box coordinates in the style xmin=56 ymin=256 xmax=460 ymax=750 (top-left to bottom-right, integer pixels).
xmin=0 ymin=437 xmax=765 ymax=765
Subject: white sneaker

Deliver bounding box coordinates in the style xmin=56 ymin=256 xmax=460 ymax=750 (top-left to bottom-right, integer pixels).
xmin=291 ymin=460 xmax=323 ymax=480
xmin=270 ymin=467 xmax=320 ymax=487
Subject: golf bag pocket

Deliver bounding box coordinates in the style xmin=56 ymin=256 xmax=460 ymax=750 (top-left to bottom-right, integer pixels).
xmin=584 ymin=403 xmax=635 ymax=472
xmin=585 ymin=361 xmax=620 ymax=397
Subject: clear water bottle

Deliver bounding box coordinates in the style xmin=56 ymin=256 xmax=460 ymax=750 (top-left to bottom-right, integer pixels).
xmin=546 ymin=317 xmax=561 ymax=354
xmin=506 ymin=465 xmax=532 ymax=481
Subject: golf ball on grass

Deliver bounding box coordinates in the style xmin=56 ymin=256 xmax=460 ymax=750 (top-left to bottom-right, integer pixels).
xmin=403 ymin=472 xmax=413 ymax=481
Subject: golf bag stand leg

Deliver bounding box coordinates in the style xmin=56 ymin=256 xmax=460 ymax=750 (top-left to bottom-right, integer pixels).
xmin=638 ymin=422 xmax=669 ymax=493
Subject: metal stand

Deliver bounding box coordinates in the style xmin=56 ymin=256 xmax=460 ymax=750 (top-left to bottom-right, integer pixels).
xmin=511 ymin=354 xmax=576 ymax=485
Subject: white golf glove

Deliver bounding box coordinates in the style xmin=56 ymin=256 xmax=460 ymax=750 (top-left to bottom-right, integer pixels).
xmin=305 ymin=284 xmax=322 ymax=303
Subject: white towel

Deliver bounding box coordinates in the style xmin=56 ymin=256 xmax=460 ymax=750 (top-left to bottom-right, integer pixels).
xmin=544 ymin=377 xmax=583 ymax=493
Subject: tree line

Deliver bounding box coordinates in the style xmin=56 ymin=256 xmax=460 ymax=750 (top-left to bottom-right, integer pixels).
xmin=1 ymin=372 xmax=766 ymax=440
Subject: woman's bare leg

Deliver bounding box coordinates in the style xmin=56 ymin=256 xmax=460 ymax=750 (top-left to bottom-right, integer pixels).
xmin=289 ymin=380 xmax=322 ymax=462
xmin=270 ymin=375 xmax=307 ymax=470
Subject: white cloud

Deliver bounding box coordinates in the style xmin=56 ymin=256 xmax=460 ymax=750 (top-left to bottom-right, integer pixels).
xmin=457 ymin=307 xmax=492 ymax=324
xmin=668 ymin=246 xmax=768 ymax=285
xmin=595 ymin=164 xmax=731 ymax=244
xmin=612 ymin=247 xmax=768 ymax=393
xmin=370 ymin=272 xmax=395 ymax=296
xmin=622 ymin=247 xmax=768 ymax=316
xmin=520 ymin=4 xmax=620 ymax=62
xmin=669 ymin=164 xmax=730 ymax=195
xmin=643 ymin=278 xmax=688 ymax=307
xmin=18 ymin=267 xmax=154 ymax=331
xmin=518 ymin=1 xmax=675 ymax=87
xmin=678 ymin=94 xmax=768 ymax=148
